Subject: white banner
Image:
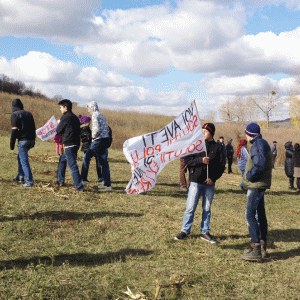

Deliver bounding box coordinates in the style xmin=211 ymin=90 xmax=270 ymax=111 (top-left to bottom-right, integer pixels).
xmin=36 ymin=116 xmax=58 ymax=141
xmin=123 ymin=100 xmax=206 ymax=195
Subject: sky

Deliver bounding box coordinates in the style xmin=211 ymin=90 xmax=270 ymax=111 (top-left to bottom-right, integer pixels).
xmin=1 ymin=0 xmax=300 ymax=120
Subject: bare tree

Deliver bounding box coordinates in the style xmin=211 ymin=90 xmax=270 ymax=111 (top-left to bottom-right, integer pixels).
xmin=289 ymin=76 xmax=300 ymax=127
xmin=219 ymin=100 xmax=235 ymax=123
xmin=232 ymin=94 xmax=248 ymax=124
xmin=203 ymin=109 xmax=216 ymax=123
xmin=250 ymin=89 xmax=282 ymax=128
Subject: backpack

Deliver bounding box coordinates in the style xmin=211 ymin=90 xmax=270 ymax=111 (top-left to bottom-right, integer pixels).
xmin=107 ymin=126 xmax=112 ymax=148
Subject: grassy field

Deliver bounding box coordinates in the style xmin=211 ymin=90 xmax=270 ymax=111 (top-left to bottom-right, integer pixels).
xmin=0 ymin=136 xmax=299 ymax=300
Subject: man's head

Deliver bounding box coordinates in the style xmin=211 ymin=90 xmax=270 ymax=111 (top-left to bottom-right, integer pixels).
xmin=12 ymin=99 xmax=24 ymax=112
xmin=219 ymin=136 xmax=224 ymax=143
xmin=202 ymin=123 xmax=215 ymax=141
xmin=273 ymin=141 xmax=277 ymax=145
xmin=58 ymin=99 xmax=72 ymax=114
xmin=245 ymin=122 xmax=260 ymax=142
xmin=227 ymin=138 xmax=232 ymax=144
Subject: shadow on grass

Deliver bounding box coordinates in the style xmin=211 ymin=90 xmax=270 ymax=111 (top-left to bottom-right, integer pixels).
xmin=0 ymin=210 xmax=143 ymax=222
xmin=0 ymin=248 xmax=153 ymax=270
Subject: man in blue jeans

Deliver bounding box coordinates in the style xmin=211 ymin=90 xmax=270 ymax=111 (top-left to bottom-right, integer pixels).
xmin=56 ymin=99 xmax=84 ymax=192
xmin=175 ymin=123 xmax=224 ymax=243
xmin=10 ymin=99 xmax=36 ymax=188
xmin=241 ymin=123 xmax=272 ymax=262
xmin=81 ymin=101 xmax=112 ymax=190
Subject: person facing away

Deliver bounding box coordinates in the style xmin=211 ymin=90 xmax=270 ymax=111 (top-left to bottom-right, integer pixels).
xmin=226 ymin=138 xmax=234 ymax=174
xmin=293 ymin=143 xmax=300 ymax=192
xmin=81 ymin=101 xmax=112 ymax=190
xmin=270 ymin=141 xmax=277 ymax=169
xmin=284 ymin=141 xmax=295 ymax=190
xmin=78 ymin=114 xmax=104 ymax=183
xmin=174 ymin=123 xmax=225 ymax=243
xmin=10 ymin=99 xmax=36 ymax=188
xmin=241 ymin=123 xmax=272 ymax=262
xmin=56 ymin=99 xmax=84 ymax=192
xmin=218 ymin=136 xmax=227 ymax=165
xmin=236 ymin=139 xmax=249 ymax=191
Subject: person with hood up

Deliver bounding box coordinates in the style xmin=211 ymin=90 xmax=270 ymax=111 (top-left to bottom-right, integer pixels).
xmin=10 ymin=99 xmax=36 ymax=188
xmin=81 ymin=101 xmax=112 ymax=190
xmin=284 ymin=141 xmax=295 ymax=190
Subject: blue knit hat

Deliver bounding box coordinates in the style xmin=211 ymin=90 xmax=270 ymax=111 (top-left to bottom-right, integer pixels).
xmin=245 ymin=123 xmax=260 ymax=137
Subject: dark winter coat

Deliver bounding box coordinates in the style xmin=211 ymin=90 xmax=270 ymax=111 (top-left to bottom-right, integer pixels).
xmin=226 ymin=143 xmax=234 ymax=158
xmin=243 ymin=134 xmax=272 ymax=190
xmin=11 ymin=99 xmax=36 ymax=141
xmin=80 ymin=124 xmax=92 ymax=153
xmin=284 ymin=142 xmax=294 ymax=178
xmin=293 ymin=145 xmax=300 ymax=168
xmin=56 ymin=110 xmax=81 ymax=147
xmin=184 ymin=139 xmax=225 ymax=184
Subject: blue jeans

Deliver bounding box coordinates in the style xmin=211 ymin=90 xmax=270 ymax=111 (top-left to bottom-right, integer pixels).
xmin=57 ymin=145 xmax=84 ymax=191
xmin=239 ymin=168 xmax=245 ymax=188
xmin=17 ymin=140 xmax=35 ymax=185
xmin=246 ymin=189 xmax=268 ymax=243
xmin=81 ymin=139 xmax=111 ymax=186
xmin=181 ymin=182 xmax=215 ymax=235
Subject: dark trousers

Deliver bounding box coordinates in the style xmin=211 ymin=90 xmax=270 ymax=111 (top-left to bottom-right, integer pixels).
xmin=227 ymin=156 xmax=233 ymax=173
xmin=180 ymin=158 xmax=188 ymax=188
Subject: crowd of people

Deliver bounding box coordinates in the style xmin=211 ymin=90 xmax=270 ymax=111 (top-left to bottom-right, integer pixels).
xmin=10 ymin=98 xmax=283 ymax=262
xmin=10 ymin=98 xmax=112 ymax=192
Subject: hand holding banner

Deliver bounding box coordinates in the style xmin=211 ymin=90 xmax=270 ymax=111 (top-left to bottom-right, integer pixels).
xmin=123 ymin=100 xmax=206 ymax=195
xmin=36 ymin=116 xmax=58 ymax=141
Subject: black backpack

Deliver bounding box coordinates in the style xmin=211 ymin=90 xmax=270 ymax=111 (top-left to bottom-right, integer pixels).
xmin=107 ymin=126 xmax=112 ymax=148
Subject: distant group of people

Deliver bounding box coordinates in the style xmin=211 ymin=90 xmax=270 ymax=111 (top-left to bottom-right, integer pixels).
xmin=176 ymin=122 xmax=272 ymax=262
xmin=10 ymin=98 xmax=112 ymax=192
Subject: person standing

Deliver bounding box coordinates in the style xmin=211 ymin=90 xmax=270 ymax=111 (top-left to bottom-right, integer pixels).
xmin=236 ymin=139 xmax=249 ymax=191
xmin=81 ymin=101 xmax=112 ymax=190
xmin=10 ymin=99 xmax=36 ymax=188
xmin=270 ymin=141 xmax=277 ymax=169
xmin=226 ymin=138 xmax=234 ymax=174
xmin=179 ymin=157 xmax=188 ymax=191
xmin=218 ymin=136 xmax=227 ymax=167
xmin=56 ymin=99 xmax=84 ymax=192
xmin=174 ymin=123 xmax=224 ymax=243
xmin=284 ymin=141 xmax=295 ymax=190
xmin=241 ymin=123 xmax=272 ymax=262
xmin=293 ymin=143 xmax=300 ymax=192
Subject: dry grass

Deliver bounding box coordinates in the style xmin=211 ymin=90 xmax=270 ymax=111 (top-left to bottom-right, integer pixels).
xmin=0 ymin=135 xmax=299 ymax=299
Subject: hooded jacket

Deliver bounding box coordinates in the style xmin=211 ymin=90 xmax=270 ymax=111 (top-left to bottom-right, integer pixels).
xmin=56 ymin=110 xmax=81 ymax=147
xmin=184 ymin=139 xmax=224 ymax=184
xmin=243 ymin=134 xmax=272 ymax=189
xmin=87 ymin=101 xmax=110 ymax=141
xmin=284 ymin=141 xmax=294 ymax=178
xmin=10 ymin=99 xmax=36 ymax=149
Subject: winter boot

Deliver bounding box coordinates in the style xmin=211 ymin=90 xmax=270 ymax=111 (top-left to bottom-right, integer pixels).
xmin=241 ymin=243 xmax=262 ymax=262
xmin=260 ymin=240 xmax=268 ymax=258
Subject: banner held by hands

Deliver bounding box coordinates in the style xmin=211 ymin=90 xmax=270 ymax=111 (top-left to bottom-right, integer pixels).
xmin=123 ymin=100 xmax=206 ymax=195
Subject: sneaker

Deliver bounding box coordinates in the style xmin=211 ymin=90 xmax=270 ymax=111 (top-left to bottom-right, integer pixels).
xmin=201 ymin=233 xmax=217 ymax=244
xmin=97 ymin=177 xmax=104 ymax=183
xmin=98 ymin=185 xmax=112 ymax=190
xmin=82 ymin=181 xmax=88 ymax=186
xmin=174 ymin=232 xmax=188 ymax=240
xmin=23 ymin=182 xmax=33 ymax=188
xmin=13 ymin=177 xmax=24 ymax=184
xmin=57 ymin=154 xmax=60 ymax=157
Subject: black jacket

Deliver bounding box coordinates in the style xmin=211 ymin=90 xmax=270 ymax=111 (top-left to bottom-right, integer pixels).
xmin=184 ymin=139 xmax=225 ymax=184
xmin=284 ymin=142 xmax=294 ymax=178
xmin=80 ymin=124 xmax=92 ymax=153
xmin=11 ymin=99 xmax=36 ymax=141
xmin=226 ymin=143 xmax=234 ymax=158
xmin=56 ymin=110 xmax=81 ymax=147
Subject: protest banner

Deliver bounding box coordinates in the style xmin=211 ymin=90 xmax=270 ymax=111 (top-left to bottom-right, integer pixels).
xmin=123 ymin=100 xmax=206 ymax=195
xmin=36 ymin=116 xmax=58 ymax=141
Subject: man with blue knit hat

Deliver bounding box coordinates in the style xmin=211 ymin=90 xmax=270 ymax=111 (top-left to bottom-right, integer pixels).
xmin=241 ymin=122 xmax=272 ymax=262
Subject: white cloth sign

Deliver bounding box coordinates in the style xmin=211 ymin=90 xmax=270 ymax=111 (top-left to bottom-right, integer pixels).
xmin=36 ymin=116 xmax=58 ymax=141
xmin=123 ymin=101 xmax=206 ymax=195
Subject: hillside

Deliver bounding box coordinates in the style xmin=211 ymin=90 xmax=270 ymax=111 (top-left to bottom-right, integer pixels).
xmin=1 ymin=92 xmax=299 ymax=166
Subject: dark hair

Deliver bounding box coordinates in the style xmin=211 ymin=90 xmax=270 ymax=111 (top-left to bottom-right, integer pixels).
xmin=58 ymin=99 xmax=72 ymax=111
xmin=219 ymin=136 xmax=224 ymax=139
xmin=273 ymin=141 xmax=277 ymax=143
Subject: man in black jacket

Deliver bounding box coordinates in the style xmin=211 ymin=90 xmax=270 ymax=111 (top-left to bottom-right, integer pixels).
xmin=226 ymin=138 xmax=234 ymax=173
xmin=175 ymin=123 xmax=224 ymax=243
xmin=56 ymin=99 xmax=84 ymax=192
xmin=10 ymin=99 xmax=36 ymax=188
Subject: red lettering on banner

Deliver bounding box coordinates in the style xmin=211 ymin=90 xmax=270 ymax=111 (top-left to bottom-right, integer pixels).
xmin=50 ymin=122 xmax=55 ymax=128
xmin=188 ymin=144 xmax=195 ymax=153
xmin=155 ymin=144 xmax=161 ymax=152
xmin=193 ymin=115 xmax=199 ymax=128
xmin=196 ymin=140 xmax=203 ymax=151
xmin=146 ymin=147 xmax=154 ymax=156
